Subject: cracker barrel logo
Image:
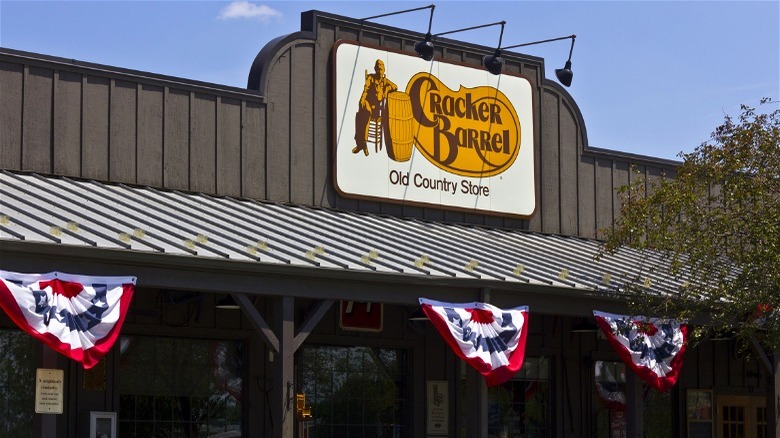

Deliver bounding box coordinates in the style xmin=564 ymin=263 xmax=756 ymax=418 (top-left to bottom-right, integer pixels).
xmin=351 ymin=61 xmax=521 ymax=178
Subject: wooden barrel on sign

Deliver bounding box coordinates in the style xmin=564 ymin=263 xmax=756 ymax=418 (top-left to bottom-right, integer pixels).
xmin=383 ymin=91 xmax=415 ymax=162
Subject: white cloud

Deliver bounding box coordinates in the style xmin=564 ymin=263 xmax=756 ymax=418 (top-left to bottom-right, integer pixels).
xmin=218 ymin=1 xmax=282 ymax=22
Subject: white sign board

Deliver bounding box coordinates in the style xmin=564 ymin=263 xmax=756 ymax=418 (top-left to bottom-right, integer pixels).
xmin=333 ymin=41 xmax=536 ymax=218
xmin=35 ymin=368 xmax=64 ymax=414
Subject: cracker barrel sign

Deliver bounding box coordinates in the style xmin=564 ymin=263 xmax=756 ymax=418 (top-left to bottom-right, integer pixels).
xmin=333 ymin=41 xmax=536 ymax=218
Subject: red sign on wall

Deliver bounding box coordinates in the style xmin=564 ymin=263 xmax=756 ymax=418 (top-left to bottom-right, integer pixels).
xmin=339 ymin=301 xmax=383 ymax=332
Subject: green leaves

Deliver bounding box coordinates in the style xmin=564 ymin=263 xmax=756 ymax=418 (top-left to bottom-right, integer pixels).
xmin=602 ymin=99 xmax=780 ymax=351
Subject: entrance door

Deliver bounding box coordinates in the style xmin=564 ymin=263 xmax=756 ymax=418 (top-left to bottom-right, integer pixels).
xmin=715 ymin=395 xmax=767 ymax=438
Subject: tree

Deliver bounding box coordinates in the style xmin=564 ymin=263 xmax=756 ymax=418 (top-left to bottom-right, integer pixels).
xmin=601 ymin=99 xmax=779 ymax=353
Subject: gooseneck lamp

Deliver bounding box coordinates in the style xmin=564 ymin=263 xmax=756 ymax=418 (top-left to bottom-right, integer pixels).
xmin=414 ymin=5 xmax=436 ymax=61
xmin=429 ymin=20 xmax=506 ymax=64
xmin=484 ymin=34 xmax=577 ymax=86
xmin=360 ymin=5 xmax=437 ymax=61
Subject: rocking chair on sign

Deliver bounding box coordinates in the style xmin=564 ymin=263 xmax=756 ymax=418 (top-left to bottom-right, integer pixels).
xmin=365 ymin=69 xmax=383 ymax=153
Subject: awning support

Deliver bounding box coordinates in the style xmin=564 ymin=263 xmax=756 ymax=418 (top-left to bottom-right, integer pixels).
xmin=232 ymin=293 xmax=279 ymax=352
xmin=293 ymin=299 xmax=334 ymax=352
xmin=231 ymin=293 xmax=334 ymax=438
xmin=232 ymin=293 xmax=334 ymax=355
xmin=748 ymin=335 xmax=776 ymax=435
xmin=749 ymin=334 xmax=773 ymax=375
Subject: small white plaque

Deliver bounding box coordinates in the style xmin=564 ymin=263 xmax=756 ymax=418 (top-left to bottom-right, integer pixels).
xmin=35 ymin=368 xmax=64 ymax=414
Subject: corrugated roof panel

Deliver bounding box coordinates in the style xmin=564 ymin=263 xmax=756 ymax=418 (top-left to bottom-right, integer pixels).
xmin=0 ymin=170 xmax=691 ymax=297
xmin=266 ymin=204 xmax=417 ymax=274
xmin=12 ymin=173 xmax=196 ymax=255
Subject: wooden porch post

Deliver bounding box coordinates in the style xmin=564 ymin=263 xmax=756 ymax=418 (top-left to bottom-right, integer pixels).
xmin=625 ymin=371 xmax=644 ymax=438
xmin=465 ymin=288 xmax=491 ymax=438
xmin=39 ymin=347 xmax=58 ymax=438
xmin=273 ymin=295 xmax=295 ymax=438
xmin=466 ymin=365 xmax=488 ymax=437
xmin=770 ymin=347 xmax=779 ymax=438
xmin=233 ymin=294 xmax=333 ymax=438
xmin=750 ymin=335 xmax=778 ymax=437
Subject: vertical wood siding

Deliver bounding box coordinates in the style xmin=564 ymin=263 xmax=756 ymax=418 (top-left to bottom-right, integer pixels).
xmin=0 ymin=61 xmax=24 ymax=169
xmin=1 ymin=54 xmax=267 ymax=202
xmin=2 ymin=22 xmax=676 ymax=238
xmin=216 ymin=97 xmax=242 ymax=196
xmin=54 ymin=71 xmax=82 ymax=175
xmin=23 ymin=66 xmax=53 ymax=173
xmin=82 ymin=75 xmax=109 ymax=180
xmin=110 ymin=80 xmax=137 ymax=182
xmin=137 ymin=84 xmax=164 ymax=186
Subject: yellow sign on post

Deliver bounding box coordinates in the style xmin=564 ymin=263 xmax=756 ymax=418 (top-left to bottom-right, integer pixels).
xmin=35 ymin=368 xmax=64 ymax=414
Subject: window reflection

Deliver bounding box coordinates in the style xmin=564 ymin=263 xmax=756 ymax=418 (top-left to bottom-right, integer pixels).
xmin=118 ymin=335 xmax=243 ymax=437
xmin=594 ymin=361 xmax=627 ymax=437
xmin=0 ymin=329 xmax=35 ymax=436
xmin=297 ymin=345 xmax=409 ymax=437
xmin=488 ymin=357 xmax=552 ymax=438
xmin=593 ymin=361 xmax=672 ymax=438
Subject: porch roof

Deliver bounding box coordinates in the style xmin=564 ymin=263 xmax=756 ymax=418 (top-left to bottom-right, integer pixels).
xmin=0 ymin=169 xmax=683 ymax=302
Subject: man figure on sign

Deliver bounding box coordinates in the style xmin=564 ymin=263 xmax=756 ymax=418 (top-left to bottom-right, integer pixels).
xmin=353 ymin=59 xmax=397 ymax=156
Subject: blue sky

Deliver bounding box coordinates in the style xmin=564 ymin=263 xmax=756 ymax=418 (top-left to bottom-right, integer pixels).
xmin=1 ymin=1 xmax=778 ymax=160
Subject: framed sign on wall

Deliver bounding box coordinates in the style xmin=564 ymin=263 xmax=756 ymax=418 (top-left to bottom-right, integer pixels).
xmin=426 ymin=380 xmax=448 ymax=435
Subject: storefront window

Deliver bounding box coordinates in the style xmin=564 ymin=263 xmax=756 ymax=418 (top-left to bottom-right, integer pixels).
xmin=0 ymin=329 xmax=35 ymax=437
xmin=118 ymin=335 xmax=243 ymax=437
xmin=297 ymin=345 xmax=409 ymax=437
xmin=643 ymin=387 xmax=672 ymax=438
xmin=594 ymin=361 xmax=627 ymax=438
xmin=593 ymin=361 xmax=672 ymax=438
xmin=488 ymin=357 xmax=552 ymax=438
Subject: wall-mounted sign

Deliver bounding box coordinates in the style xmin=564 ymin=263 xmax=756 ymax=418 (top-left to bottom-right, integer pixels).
xmin=339 ymin=301 xmax=383 ymax=332
xmin=426 ymin=380 xmax=448 ymax=435
xmin=35 ymin=368 xmax=64 ymax=414
xmin=333 ymin=41 xmax=536 ymax=218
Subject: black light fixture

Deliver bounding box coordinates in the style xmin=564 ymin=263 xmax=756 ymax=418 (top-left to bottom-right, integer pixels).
xmin=484 ymin=34 xmax=577 ymax=86
xmin=571 ymin=318 xmax=598 ymax=333
xmin=360 ymin=4 xmax=437 ymax=61
xmin=415 ymin=5 xmax=436 ymax=61
xmin=408 ymin=309 xmax=429 ymax=321
xmin=216 ymin=294 xmax=240 ymax=310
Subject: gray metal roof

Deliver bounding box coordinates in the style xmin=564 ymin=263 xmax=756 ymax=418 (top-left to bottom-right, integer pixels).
xmin=0 ymin=170 xmax=684 ymax=297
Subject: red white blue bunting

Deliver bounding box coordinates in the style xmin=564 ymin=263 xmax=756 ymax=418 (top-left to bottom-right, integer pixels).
xmin=420 ymin=298 xmax=529 ymax=386
xmin=0 ymin=270 xmax=136 ymax=369
xmin=593 ymin=310 xmax=688 ymax=392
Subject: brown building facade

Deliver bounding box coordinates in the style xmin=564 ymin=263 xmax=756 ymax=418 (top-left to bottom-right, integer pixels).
xmin=0 ymin=9 xmax=776 ymax=438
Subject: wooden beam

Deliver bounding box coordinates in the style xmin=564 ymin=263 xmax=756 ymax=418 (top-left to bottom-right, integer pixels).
xmin=41 ymin=347 xmax=58 ymax=437
xmin=273 ymin=295 xmax=295 ymax=438
xmin=466 ymin=365 xmax=488 ymax=438
xmin=748 ymin=334 xmax=773 ymax=375
xmin=625 ymin=371 xmax=644 ymax=438
xmin=232 ymin=293 xmax=279 ymax=353
xmin=769 ymin=347 xmax=779 ymax=438
xmin=465 ymin=287 xmax=491 ymax=438
xmin=292 ymin=299 xmax=334 ymax=353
